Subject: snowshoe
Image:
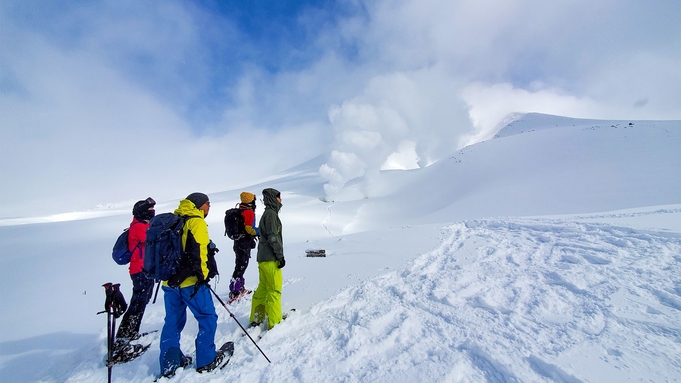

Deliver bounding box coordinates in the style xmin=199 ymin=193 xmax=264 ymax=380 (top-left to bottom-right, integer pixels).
xmin=249 ymin=321 xmax=261 ymax=328
xmin=228 ymin=289 xmax=252 ymax=304
xmin=282 ymin=308 xmax=296 ymax=321
xmin=155 ymin=355 xmax=192 ymax=381
xmin=197 ymin=342 xmax=235 ymax=373
xmin=131 ymin=329 xmax=158 ymax=340
xmin=108 ymin=342 xmax=150 ymax=366
xmin=243 ymin=322 xmax=265 ymax=341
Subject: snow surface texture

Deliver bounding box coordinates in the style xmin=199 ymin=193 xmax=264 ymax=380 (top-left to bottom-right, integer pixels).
xmin=0 ymin=114 xmax=680 ymax=382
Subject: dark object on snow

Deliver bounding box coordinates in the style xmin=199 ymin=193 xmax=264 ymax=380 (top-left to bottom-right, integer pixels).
xmin=306 ymin=249 xmax=326 ymax=257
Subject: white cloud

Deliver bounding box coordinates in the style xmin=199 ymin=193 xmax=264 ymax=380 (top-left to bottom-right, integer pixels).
xmin=317 ymin=67 xmax=476 ymax=201
xmin=0 ymin=25 xmax=324 ymax=218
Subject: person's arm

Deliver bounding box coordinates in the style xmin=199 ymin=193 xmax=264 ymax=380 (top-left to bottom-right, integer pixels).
xmin=262 ymin=213 xmax=284 ymax=259
xmin=242 ymin=210 xmax=257 ymax=236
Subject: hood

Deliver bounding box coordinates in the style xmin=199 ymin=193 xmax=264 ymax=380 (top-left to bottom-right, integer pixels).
xmin=262 ymin=188 xmax=282 ymax=212
xmin=174 ymin=199 xmax=205 ymax=218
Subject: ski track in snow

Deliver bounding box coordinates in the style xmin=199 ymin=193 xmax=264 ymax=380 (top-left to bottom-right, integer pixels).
xmin=322 ymin=203 xmax=337 ymax=237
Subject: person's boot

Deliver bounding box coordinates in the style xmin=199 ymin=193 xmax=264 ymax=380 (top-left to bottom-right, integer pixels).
xmin=111 ymin=339 xmax=148 ymax=364
xmin=161 ymin=349 xmax=192 ymax=378
xmin=196 ymin=342 xmax=234 ymax=373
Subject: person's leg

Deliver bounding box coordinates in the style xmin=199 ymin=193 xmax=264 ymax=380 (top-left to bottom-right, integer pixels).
xmin=249 ymin=262 xmax=267 ymax=324
xmin=230 ymin=243 xmax=251 ymax=296
xmin=159 ymin=286 xmax=188 ymax=376
xmin=183 ymin=284 xmax=218 ymax=368
xmin=263 ymin=261 xmax=283 ymax=329
xmin=116 ymin=273 xmax=154 ymax=339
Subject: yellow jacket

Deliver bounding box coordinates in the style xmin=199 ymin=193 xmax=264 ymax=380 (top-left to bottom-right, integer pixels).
xmin=163 ymin=199 xmax=211 ymax=288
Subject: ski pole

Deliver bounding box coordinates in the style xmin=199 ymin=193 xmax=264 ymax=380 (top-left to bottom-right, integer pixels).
xmin=207 ymin=284 xmax=271 ymax=363
xmin=152 ymin=280 xmax=161 ymax=304
xmin=99 ymin=283 xmax=114 ymax=383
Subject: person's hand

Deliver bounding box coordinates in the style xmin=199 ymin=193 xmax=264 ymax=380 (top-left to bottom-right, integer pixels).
xmin=107 ymin=284 xmax=128 ymax=318
xmin=207 ymin=240 xmax=219 ymax=256
xmin=277 ymin=258 xmax=286 ymax=269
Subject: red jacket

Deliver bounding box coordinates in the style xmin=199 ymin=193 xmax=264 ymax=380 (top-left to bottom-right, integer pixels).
xmin=128 ymin=218 xmax=149 ymax=275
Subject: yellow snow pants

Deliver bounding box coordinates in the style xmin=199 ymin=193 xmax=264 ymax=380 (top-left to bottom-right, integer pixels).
xmin=250 ymin=260 xmax=282 ymax=329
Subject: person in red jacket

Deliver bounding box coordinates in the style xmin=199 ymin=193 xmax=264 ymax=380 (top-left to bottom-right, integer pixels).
xmin=115 ymin=197 xmax=156 ymax=348
xmin=229 ymin=192 xmax=259 ymax=300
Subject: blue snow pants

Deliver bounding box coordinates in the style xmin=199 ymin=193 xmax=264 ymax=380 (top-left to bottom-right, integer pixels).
xmin=159 ymin=284 xmax=218 ymax=375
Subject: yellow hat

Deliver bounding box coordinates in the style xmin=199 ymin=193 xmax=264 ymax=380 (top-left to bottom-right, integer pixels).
xmin=240 ymin=192 xmax=256 ymax=204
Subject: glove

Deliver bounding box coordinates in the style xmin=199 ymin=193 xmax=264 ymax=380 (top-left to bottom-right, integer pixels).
xmin=104 ymin=283 xmax=128 ymax=318
xmin=277 ymin=258 xmax=286 ymax=269
xmin=207 ymin=240 xmax=219 ymax=256
xmin=191 ymin=278 xmax=209 ymax=298
xmin=167 ymin=274 xmax=182 ymax=289
xmin=110 ymin=288 xmax=127 ymax=318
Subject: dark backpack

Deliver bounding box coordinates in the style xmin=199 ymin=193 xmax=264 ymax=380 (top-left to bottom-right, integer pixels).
xmin=143 ymin=213 xmax=188 ymax=282
xmin=224 ymin=208 xmax=246 ymax=240
xmin=111 ymin=223 xmax=141 ymax=265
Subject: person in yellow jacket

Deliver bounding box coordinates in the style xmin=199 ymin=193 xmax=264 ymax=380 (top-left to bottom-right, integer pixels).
xmin=159 ymin=193 xmax=227 ymax=377
xmin=250 ymin=188 xmax=285 ymax=330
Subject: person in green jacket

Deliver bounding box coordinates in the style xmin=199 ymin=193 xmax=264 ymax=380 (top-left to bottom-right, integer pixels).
xmin=250 ymin=188 xmax=285 ymax=330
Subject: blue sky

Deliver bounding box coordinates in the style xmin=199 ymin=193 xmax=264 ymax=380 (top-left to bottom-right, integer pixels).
xmin=3 ymin=0 xmax=348 ymax=126
xmin=1 ymin=0 xmax=680 ymax=218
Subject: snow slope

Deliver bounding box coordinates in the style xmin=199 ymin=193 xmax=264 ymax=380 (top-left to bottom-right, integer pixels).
xmin=356 ymin=113 xmax=681 ymax=228
xmin=0 ymin=114 xmax=680 ymax=382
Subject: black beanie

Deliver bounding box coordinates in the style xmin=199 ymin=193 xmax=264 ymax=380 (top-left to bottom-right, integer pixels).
xmin=186 ymin=192 xmax=209 ymax=209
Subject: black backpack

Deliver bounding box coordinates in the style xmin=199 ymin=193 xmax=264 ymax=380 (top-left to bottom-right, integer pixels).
xmin=224 ymin=208 xmax=246 ymax=240
xmin=143 ymin=213 xmax=188 ymax=282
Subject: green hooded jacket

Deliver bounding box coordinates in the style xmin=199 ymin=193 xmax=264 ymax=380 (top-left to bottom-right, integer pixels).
xmin=257 ymin=188 xmax=284 ymax=262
